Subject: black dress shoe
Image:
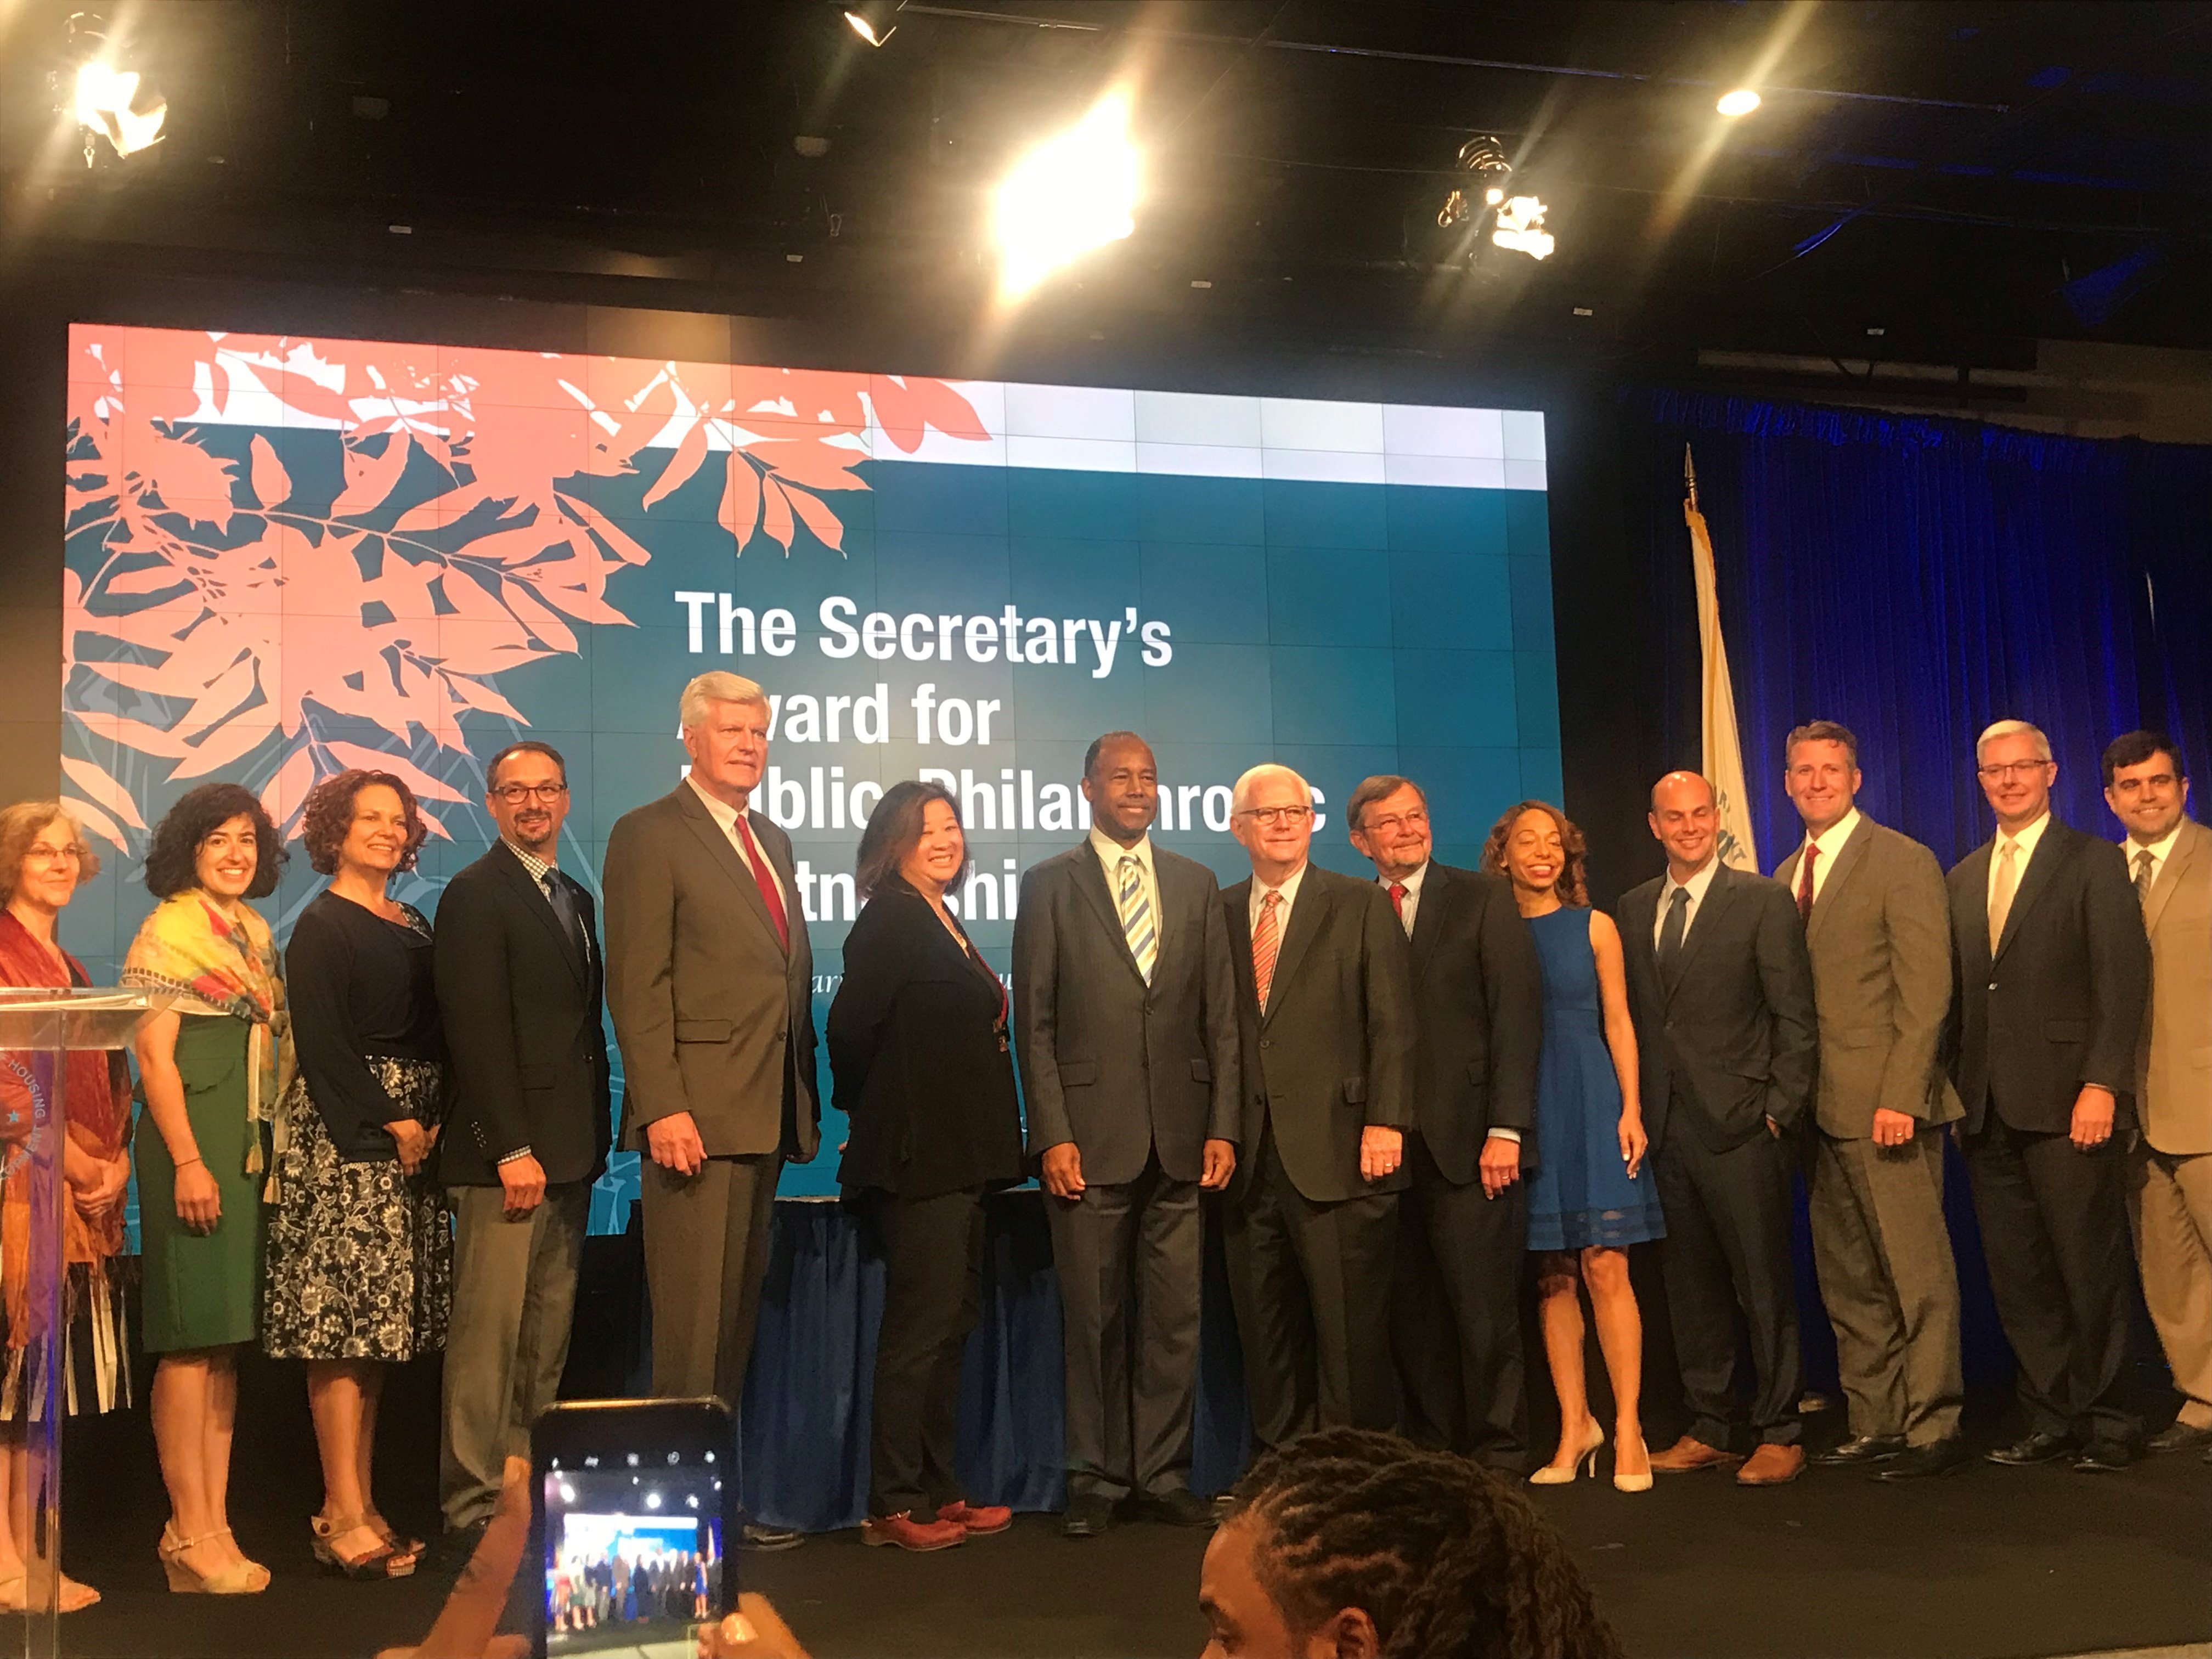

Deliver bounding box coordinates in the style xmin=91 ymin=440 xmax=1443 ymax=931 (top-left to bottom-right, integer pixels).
xmin=1062 ymin=1493 xmax=1116 ymax=1538
xmin=2146 ymin=1421 xmax=2212 ymax=1454
xmin=737 ymin=1520 xmax=805 ymax=1552
xmin=2071 ymin=1440 xmax=2136 ymax=1474
xmin=1873 ymin=1437 xmax=1973 ymax=1481
xmin=1811 ymin=1434 xmax=1905 ymax=1468
xmin=1132 ymin=1488 xmax=1217 ymax=1527
xmin=1984 ymin=1431 xmax=2074 ymax=1466
xmin=432 ymin=1517 xmax=490 ymax=1571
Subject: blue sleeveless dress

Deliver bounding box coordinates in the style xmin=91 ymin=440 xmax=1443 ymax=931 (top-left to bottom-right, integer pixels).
xmin=1523 ymin=906 xmax=1666 ymax=1252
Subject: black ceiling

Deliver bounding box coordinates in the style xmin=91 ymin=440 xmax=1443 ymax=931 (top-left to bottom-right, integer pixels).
xmin=4 ymin=1 xmax=2209 ymax=371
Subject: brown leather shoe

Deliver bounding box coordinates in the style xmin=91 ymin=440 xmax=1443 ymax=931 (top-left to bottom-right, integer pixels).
xmin=1736 ymin=1443 xmax=1807 ymax=1486
xmin=1649 ymin=1436 xmax=1742 ymax=1474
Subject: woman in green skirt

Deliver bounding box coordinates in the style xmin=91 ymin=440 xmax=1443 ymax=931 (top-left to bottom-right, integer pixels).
xmin=123 ymin=782 xmax=291 ymax=1596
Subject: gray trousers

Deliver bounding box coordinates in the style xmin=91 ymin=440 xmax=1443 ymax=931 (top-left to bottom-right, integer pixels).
xmin=1047 ymin=1154 xmax=1203 ymax=1500
xmin=440 ymin=1182 xmax=588 ymax=1530
xmin=1807 ymin=1130 xmax=1964 ymax=1446
xmin=642 ymin=1151 xmax=782 ymax=1406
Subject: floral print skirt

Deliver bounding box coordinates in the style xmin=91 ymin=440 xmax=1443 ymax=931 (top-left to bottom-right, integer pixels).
xmin=261 ymin=1058 xmax=452 ymax=1362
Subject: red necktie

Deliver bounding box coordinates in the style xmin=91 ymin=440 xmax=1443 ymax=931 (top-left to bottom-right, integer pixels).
xmin=734 ymin=812 xmax=791 ymax=951
xmin=1252 ymin=891 xmax=1282 ymax=1013
xmin=1389 ymin=882 xmax=1409 ymax=924
xmin=1797 ymin=842 xmax=1818 ymax=922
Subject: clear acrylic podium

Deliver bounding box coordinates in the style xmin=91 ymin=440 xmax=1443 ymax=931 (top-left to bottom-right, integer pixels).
xmin=0 ymin=988 xmax=162 ymax=1659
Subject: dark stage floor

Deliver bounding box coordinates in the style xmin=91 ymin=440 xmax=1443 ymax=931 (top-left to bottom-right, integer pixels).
xmin=54 ymin=1354 xmax=2212 ymax=1659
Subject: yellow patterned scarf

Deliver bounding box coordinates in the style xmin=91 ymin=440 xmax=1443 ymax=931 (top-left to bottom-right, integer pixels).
xmin=122 ymin=892 xmax=295 ymax=1192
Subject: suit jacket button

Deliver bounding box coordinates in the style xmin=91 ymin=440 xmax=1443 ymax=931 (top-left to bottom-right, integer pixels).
xmin=1987 ymin=983 xmax=1997 ymax=992
xmin=1260 ymin=1038 xmax=1272 ymax=1049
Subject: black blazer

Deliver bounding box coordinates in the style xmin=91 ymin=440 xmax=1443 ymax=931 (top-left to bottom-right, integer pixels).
xmin=1404 ymin=861 xmax=1546 ymax=1184
xmin=1012 ymin=840 xmax=1242 ymax=1186
xmin=433 ymin=845 xmax=612 ymax=1188
xmin=830 ymin=882 xmax=1026 ymax=1201
xmin=1223 ymin=863 xmax=1417 ymax=1205
xmin=1946 ymin=815 xmax=2151 ymax=1137
xmin=1619 ymin=861 xmax=1818 ymax=1155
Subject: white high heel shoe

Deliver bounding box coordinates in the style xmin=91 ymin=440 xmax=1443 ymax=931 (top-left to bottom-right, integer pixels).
xmin=1529 ymin=1423 xmax=1605 ymax=1486
xmin=1613 ymin=1432 xmax=1654 ymax=1493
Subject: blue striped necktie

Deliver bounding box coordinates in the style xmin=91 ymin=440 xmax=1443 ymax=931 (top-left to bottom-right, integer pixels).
xmin=1117 ymin=855 xmax=1157 ymax=984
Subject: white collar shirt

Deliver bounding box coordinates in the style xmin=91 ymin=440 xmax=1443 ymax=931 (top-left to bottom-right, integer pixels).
xmin=686 ymin=775 xmax=785 ymax=904
xmin=1089 ymin=827 xmax=1160 ymax=935
xmin=2121 ymin=821 xmax=2185 ymax=890
xmin=1655 ymin=854 xmax=1723 ymax=947
xmin=1377 ymin=861 xmax=1428 ymax=939
xmin=1987 ymin=810 xmax=2052 ymax=909
xmin=1795 ymin=808 xmax=1862 ymax=906
xmin=1249 ymin=860 xmax=1309 ymax=938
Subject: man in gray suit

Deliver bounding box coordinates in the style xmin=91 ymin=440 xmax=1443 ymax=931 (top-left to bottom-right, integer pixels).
xmin=1773 ymin=722 xmax=1969 ymax=1481
xmin=1013 ymin=732 xmax=1240 ymax=1537
xmin=1220 ymin=762 xmax=1416 ymax=1447
xmin=603 ymin=670 xmax=819 ymax=1550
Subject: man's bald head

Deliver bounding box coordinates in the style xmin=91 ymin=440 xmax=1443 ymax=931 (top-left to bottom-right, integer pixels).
xmin=1647 ymin=770 xmax=1720 ymax=878
xmin=1650 ymin=771 xmax=1716 ymax=814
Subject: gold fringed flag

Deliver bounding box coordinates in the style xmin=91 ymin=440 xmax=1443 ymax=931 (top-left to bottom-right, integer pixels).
xmin=1684 ymin=446 xmax=1760 ymax=872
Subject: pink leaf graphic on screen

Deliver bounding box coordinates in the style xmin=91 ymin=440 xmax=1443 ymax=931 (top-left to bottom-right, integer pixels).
xmin=59 ymin=754 xmax=146 ymax=830
xmin=247 ymin=436 xmax=292 ymax=511
xmin=60 ymin=795 xmax=128 ymax=851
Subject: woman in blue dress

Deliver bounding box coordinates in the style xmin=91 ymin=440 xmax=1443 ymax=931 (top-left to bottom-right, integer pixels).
xmin=1484 ymin=802 xmax=1664 ymax=1493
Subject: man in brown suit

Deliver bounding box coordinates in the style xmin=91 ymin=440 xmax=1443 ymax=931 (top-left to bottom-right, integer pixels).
xmin=2103 ymin=730 xmax=2212 ymax=1456
xmin=603 ymin=670 xmax=819 ymax=1549
xmin=1774 ymin=722 xmax=1969 ymax=1481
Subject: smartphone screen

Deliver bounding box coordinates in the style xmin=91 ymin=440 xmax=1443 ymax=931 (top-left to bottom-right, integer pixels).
xmin=532 ymin=1397 xmax=738 ymax=1658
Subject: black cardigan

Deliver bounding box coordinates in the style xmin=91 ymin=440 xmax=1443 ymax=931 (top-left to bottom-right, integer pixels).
xmin=287 ymin=890 xmax=447 ymax=1161
xmin=830 ymin=882 xmax=1024 ymax=1201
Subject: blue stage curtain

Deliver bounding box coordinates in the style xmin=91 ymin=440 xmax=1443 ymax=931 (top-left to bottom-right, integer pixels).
xmin=733 ymin=1192 xmax=1251 ymax=1533
xmin=1621 ymin=386 xmax=2212 ymax=1393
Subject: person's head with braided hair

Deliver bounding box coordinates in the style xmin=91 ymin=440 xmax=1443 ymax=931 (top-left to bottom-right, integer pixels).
xmin=1198 ymin=1429 xmax=1624 ymax=1659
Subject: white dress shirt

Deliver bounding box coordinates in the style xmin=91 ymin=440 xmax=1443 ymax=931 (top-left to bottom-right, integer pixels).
xmin=1793 ymin=808 xmax=1862 ymax=906
xmin=1655 ymin=854 xmax=1723 ymax=947
xmin=2123 ymin=821 xmax=2185 ymax=890
xmin=1987 ymin=810 xmax=2051 ymax=912
xmin=1377 ymin=861 xmax=1427 ymax=939
xmin=1249 ymin=860 xmax=1308 ymax=936
xmin=686 ymin=775 xmax=786 ymax=906
xmin=1090 ymin=826 xmax=1160 ymax=934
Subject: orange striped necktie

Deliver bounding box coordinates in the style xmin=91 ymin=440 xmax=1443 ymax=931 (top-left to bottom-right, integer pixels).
xmin=1253 ymin=889 xmax=1283 ymax=1012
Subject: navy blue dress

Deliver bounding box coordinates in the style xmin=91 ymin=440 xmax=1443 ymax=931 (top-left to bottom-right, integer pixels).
xmin=1523 ymin=906 xmax=1666 ymax=1252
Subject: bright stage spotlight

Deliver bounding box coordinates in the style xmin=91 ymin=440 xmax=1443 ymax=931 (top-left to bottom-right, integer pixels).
xmin=1716 ymin=88 xmax=1762 ymax=117
xmin=70 ymin=48 xmax=166 ymax=162
xmin=843 ymin=2 xmax=900 ymax=47
xmin=1491 ymin=194 xmax=1554 ymax=260
xmin=991 ymin=91 xmax=1140 ymax=301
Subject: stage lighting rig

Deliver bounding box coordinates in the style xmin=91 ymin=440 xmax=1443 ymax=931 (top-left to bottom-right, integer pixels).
xmin=1716 ymin=88 xmax=1762 ymax=117
xmin=991 ymin=90 xmax=1141 ymax=301
xmin=1437 ymin=137 xmax=1552 ymax=262
xmin=59 ymin=12 xmax=166 ymax=165
xmin=843 ymin=2 xmax=901 ymax=47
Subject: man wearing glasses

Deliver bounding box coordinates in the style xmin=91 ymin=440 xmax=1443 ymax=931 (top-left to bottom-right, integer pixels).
xmin=1219 ymin=763 xmax=1415 ymax=1446
xmin=434 ymin=740 xmax=611 ymax=1556
xmin=1946 ymin=719 xmax=2149 ymax=1473
xmin=2101 ymin=731 xmax=2212 ymax=1459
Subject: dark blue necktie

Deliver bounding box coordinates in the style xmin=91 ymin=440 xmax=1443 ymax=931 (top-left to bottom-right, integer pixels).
xmin=543 ymin=870 xmax=588 ymax=963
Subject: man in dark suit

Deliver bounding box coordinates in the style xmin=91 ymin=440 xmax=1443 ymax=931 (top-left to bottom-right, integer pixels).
xmin=1220 ymin=762 xmax=1416 ymax=1446
xmin=435 ymin=740 xmax=611 ymax=1551
xmin=1014 ymin=732 xmax=1241 ymax=1537
xmin=1948 ymin=718 xmax=2151 ymax=1472
xmin=1621 ymin=771 xmax=1818 ymax=1486
xmin=1344 ymin=774 xmax=1542 ymax=1471
xmin=604 ymin=672 xmax=819 ymax=1550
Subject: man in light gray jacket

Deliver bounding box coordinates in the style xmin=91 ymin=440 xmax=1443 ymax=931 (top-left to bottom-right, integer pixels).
xmin=1013 ymin=732 xmax=1240 ymax=1537
xmin=1774 ymin=721 xmax=1967 ymax=1481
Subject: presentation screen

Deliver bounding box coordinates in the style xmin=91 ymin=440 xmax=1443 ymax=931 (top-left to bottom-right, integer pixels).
xmin=63 ymin=324 xmax=1555 ymax=1215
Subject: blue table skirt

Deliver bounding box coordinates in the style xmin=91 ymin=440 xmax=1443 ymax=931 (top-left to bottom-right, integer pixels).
xmin=719 ymin=1191 xmax=1255 ymax=1534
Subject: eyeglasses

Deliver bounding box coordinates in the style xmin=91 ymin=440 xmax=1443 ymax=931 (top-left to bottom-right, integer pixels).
xmin=1237 ymin=805 xmax=1313 ymax=827
xmin=1976 ymin=760 xmax=2051 ymax=781
xmin=493 ymin=783 xmax=569 ymax=805
xmin=1362 ymin=810 xmax=1429 ymax=836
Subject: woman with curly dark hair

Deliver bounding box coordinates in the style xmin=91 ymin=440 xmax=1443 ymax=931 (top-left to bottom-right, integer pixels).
xmin=1200 ymin=1427 xmax=1624 ymax=1659
xmin=122 ymin=781 xmax=290 ymax=1594
xmin=1481 ymin=803 xmax=1660 ymax=1494
xmin=261 ymin=769 xmax=451 ymax=1581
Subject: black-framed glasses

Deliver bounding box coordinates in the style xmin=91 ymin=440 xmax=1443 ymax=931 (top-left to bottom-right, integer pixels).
xmin=493 ymin=783 xmax=569 ymax=804
xmin=1237 ymin=805 xmax=1313 ymax=827
xmin=1976 ymin=760 xmax=2050 ymax=781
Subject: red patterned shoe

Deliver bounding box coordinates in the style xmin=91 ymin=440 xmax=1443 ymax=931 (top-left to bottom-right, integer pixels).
xmin=860 ymin=1511 xmax=967 ymax=1552
xmin=936 ymin=1500 xmax=1012 ymax=1536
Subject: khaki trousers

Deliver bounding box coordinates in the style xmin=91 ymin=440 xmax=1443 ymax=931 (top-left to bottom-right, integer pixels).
xmin=2128 ymin=1142 xmax=2212 ymax=1431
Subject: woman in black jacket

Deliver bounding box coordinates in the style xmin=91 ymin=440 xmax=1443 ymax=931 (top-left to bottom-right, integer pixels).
xmin=831 ymin=780 xmax=1025 ymax=1553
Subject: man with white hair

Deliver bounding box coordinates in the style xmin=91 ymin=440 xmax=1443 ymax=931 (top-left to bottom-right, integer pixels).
xmin=1946 ymin=718 xmax=2149 ymax=1473
xmin=1219 ymin=762 xmax=1416 ymax=1446
xmin=603 ymin=672 xmax=819 ymax=1548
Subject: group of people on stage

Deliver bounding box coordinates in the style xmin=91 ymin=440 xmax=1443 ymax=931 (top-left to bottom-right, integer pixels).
xmin=548 ymin=1543 xmax=711 ymax=1633
xmin=1 ymin=665 xmax=2204 ymax=1589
